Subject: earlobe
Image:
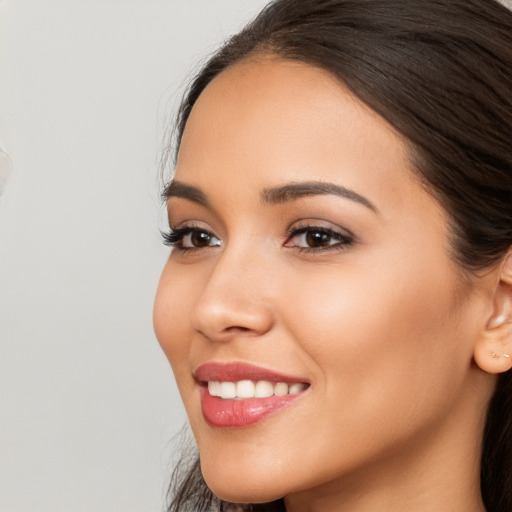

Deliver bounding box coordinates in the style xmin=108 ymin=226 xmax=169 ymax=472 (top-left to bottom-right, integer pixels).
xmin=474 ymin=253 xmax=512 ymax=374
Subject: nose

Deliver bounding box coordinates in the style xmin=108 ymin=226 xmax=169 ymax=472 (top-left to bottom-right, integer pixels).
xmin=191 ymin=246 xmax=275 ymax=342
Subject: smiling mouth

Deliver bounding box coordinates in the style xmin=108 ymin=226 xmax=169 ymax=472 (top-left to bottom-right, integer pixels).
xmin=194 ymin=362 xmax=310 ymax=427
xmin=206 ymin=380 xmax=308 ymax=400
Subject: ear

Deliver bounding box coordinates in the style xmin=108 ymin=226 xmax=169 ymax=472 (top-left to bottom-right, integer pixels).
xmin=474 ymin=253 xmax=512 ymax=374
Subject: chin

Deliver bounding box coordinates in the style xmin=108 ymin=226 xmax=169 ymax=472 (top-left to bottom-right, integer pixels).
xmin=200 ymin=457 xmax=287 ymax=504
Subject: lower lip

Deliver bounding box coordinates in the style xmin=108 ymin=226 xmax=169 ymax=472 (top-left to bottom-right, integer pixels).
xmin=200 ymin=386 xmax=304 ymax=428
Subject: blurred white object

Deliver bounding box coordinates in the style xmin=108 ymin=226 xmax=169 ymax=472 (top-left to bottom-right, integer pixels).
xmin=0 ymin=150 xmax=12 ymax=197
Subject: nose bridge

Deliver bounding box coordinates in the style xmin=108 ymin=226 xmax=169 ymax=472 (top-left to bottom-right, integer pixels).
xmin=191 ymin=239 xmax=275 ymax=341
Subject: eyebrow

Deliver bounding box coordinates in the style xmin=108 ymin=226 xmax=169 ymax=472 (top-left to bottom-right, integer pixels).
xmin=261 ymin=181 xmax=378 ymax=213
xmin=164 ymin=179 xmax=377 ymax=213
xmin=163 ymin=180 xmax=210 ymax=208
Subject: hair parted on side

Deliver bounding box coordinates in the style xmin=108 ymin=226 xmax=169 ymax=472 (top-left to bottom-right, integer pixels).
xmin=163 ymin=1 xmax=512 ymax=511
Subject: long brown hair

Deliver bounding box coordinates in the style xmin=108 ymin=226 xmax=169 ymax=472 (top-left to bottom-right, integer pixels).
xmin=164 ymin=1 xmax=512 ymax=510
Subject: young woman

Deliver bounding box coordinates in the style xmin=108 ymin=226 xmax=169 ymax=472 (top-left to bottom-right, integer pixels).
xmin=153 ymin=1 xmax=512 ymax=510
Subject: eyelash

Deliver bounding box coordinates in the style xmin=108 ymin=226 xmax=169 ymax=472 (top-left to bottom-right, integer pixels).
xmin=162 ymin=226 xmax=190 ymax=247
xmin=162 ymin=224 xmax=354 ymax=253
xmin=161 ymin=225 xmax=219 ymax=251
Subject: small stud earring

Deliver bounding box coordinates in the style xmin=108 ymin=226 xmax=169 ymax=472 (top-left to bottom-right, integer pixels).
xmin=491 ymin=352 xmax=510 ymax=359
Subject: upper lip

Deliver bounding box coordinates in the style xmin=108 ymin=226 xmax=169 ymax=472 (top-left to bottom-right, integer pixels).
xmin=194 ymin=362 xmax=309 ymax=384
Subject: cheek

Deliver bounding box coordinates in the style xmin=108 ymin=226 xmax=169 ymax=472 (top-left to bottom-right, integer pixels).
xmin=281 ymin=252 xmax=469 ymax=416
xmin=154 ymin=264 xmax=208 ymax=435
xmin=254 ymin=255 xmax=474 ymax=490
xmin=153 ymin=263 xmax=195 ymax=375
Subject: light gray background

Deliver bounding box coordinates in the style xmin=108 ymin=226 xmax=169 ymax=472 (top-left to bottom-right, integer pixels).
xmin=0 ymin=1 xmax=268 ymax=511
xmin=2 ymin=1 xmax=511 ymax=511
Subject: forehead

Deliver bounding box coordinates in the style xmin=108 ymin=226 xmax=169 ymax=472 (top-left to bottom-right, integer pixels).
xmin=175 ymin=57 xmax=417 ymax=212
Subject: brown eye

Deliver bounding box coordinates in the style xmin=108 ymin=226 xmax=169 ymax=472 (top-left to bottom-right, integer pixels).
xmin=189 ymin=231 xmax=214 ymax=247
xmin=285 ymin=226 xmax=353 ymax=251
xmin=305 ymin=230 xmax=332 ymax=247
xmin=182 ymin=229 xmax=221 ymax=249
xmin=163 ymin=226 xmax=222 ymax=250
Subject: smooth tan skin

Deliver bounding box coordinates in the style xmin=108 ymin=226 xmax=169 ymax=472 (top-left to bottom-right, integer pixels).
xmin=154 ymin=58 xmax=512 ymax=511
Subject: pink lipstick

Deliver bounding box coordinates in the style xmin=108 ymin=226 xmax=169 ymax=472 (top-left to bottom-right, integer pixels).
xmin=194 ymin=362 xmax=309 ymax=428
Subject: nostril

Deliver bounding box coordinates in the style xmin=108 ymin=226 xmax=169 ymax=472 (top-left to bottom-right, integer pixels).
xmin=225 ymin=326 xmax=251 ymax=333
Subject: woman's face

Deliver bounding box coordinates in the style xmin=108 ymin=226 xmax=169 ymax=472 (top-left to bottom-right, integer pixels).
xmin=154 ymin=59 xmax=489 ymax=505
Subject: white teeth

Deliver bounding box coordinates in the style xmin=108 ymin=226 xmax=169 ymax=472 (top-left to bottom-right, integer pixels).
xmin=274 ymin=382 xmax=289 ymax=396
xmin=218 ymin=381 xmax=236 ymax=399
xmin=207 ymin=380 xmax=307 ymax=399
xmin=289 ymin=383 xmax=307 ymax=395
xmin=255 ymin=380 xmax=274 ymax=398
xmin=236 ymin=380 xmax=255 ymax=398
xmin=208 ymin=381 xmax=220 ymax=397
